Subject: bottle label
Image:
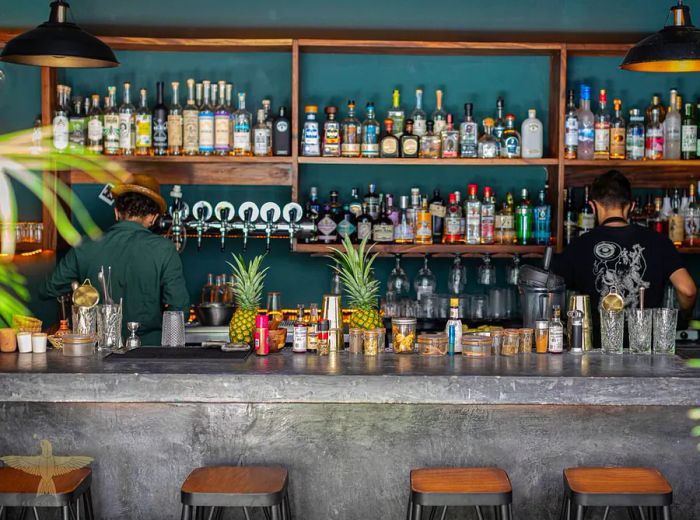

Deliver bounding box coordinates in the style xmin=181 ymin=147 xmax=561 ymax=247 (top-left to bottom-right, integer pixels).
xmin=481 ymin=216 xmax=495 ymax=243
xmin=610 ymin=128 xmax=625 ymax=156
xmin=401 ymin=137 xmax=418 ymax=156
xmin=337 ymin=219 xmax=356 ymax=238
xmin=502 ymin=136 xmax=520 ymax=158
xmin=357 ymin=220 xmax=372 ymax=241
xmin=682 ymin=125 xmax=698 ymax=152
xmin=389 ymin=113 xmax=404 ymax=136
xmin=685 ymin=210 xmax=700 ymax=237
xmin=413 ymin=119 xmax=426 ymax=136
xmin=254 ymin=128 xmax=269 ymax=155
xmin=442 ymin=135 xmax=459 ymax=157
xmin=292 ymin=326 xmax=308 ymax=352
xmin=167 ymin=114 xmax=183 ymax=147
xmin=199 ymin=113 xmax=215 ymax=151
xmin=626 ymin=128 xmax=645 ymax=160
xmin=234 ymin=119 xmax=251 ymax=152
xmin=594 ymin=125 xmax=610 ymax=152
xmin=183 ymin=110 xmax=199 ymax=152
xmin=303 ymin=122 xmax=320 ymax=156
xmin=578 ymin=124 xmax=594 ymax=143
xmin=415 ymin=212 xmax=432 ymax=240
xmin=565 ymin=117 xmax=579 ymax=146
xmin=69 ymin=118 xmax=85 ymax=147
xmin=103 ymin=115 xmax=120 ymax=151
xmin=87 ymin=118 xmax=103 ymax=142
xmin=381 ymin=137 xmax=399 ymax=156
xmin=118 ymin=113 xmax=133 ymax=149
xmin=670 ymin=214 xmax=685 ymax=243
xmin=429 ymin=203 xmax=446 ymax=218
xmin=317 ymin=215 xmax=337 ymax=239
xmin=153 ymin=119 xmax=167 ymax=148
xmin=460 ymin=122 xmax=479 ymax=157
xmin=361 ymin=126 xmax=379 ymax=156
xmin=433 ymin=120 xmax=447 ymax=135
xmin=52 ymin=116 xmax=69 ymax=150
xmin=548 ymin=327 xmax=563 ymax=353
xmin=645 ymin=130 xmax=664 ymax=159
xmin=372 ymin=223 xmax=394 ymax=242
xmin=466 ymin=214 xmax=480 ymax=244
xmin=394 ymin=222 xmax=415 ymax=241
xmin=214 ymin=114 xmax=230 ymax=150
xmin=135 ymin=114 xmax=152 ymax=147
xmin=445 ymin=215 xmax=462 ymax=236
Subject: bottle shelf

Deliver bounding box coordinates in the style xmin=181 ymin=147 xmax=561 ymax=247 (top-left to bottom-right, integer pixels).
xmin=293 ymin=242 xmax=545 ymax=257
xmin=298 ymin=157 xmax=557 ymax=166
xmin=565 ymin=160 xmax=700 ymax=168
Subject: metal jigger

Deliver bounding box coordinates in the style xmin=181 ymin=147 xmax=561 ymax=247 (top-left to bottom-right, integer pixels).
xmin=125 ymin=322 xmax=141 ymax=350
xmin=322 ymin=294 xmax=343 ymax=352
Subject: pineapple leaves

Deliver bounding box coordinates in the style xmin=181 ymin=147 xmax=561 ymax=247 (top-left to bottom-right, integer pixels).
xmin=327 ymin=235 xmax=380 ymax=310
xmin=227 ymin=253 xmax=268 ymax=310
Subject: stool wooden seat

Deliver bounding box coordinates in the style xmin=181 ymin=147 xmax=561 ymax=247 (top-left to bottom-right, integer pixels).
xmin=562 ymin=467 xmax=672 ymax=520
xmin=408 ymin=467 xmax=513 ymax=520
xmin=180 ymin=466 xmax=291 ymax=520
xmin=0 ymin=467 xmax=94 ymax=519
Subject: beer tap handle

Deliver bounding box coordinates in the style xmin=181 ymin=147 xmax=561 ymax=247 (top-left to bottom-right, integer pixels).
xmin=243 ymin=208 xmax=252 ymax=252
xmin=214 ymin=202 xmax=235 ymax=254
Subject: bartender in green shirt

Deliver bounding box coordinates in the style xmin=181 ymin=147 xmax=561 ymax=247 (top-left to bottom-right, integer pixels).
xmin=41 ymin=174 xmax=190 ymax=345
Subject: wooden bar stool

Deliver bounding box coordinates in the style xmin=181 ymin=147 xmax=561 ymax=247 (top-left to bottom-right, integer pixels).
xmin=408 ymin=467 xmax=513 ymax=520
xmin=180 ymin=466 xmax=291 ymax=520
xmin=0 ymin=467 xmax=94 ymax=520
xmin=561 ymin=467 xmax=673 ymax=520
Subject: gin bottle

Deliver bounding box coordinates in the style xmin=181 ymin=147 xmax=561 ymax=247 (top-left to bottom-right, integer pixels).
xmin=459 ymin=102 xmax=478 ymax=158
xmin=198 ymin=80 xmax=214 ymax=155
xmin=52 ymin=85 xmax=69 ymax=152
xmin=577 ymin=84 xmax=594 ymax=160
xmin=664 ymin=89 xmax=681 ymax=160
xmin=301 ymin=105 xmax=321 ymax=157
xmin=253 ymin=108 xmax=271 ymax=157
xmin=361 ymin=102 xmax=380 ymax=158
xmin=533 ymin=189 xmax=551 ymax=245
xmin=87 ymin=94 xmax=103 ymax=154
xmin=214 ymin=80 xmax=230 ymax=155
xmin=521 ymin=109 xmax=543 ymax=158
xmin=232 ymin=92 xmax=252 ymax=156
xmin=134 ymin=88 xmax=151 ymax=156
xmin=103 ymin=86 xmax=120 ymax=155
xmin=341 ymin=100 xmax=361 ymax=157
xmin=464 ymin=184 xmax=481 ymax=245
xmin=411 ymin=88 xmax=427 ymax=137
xmin=387 ymin=89 xmax=405 ymax=136
xmin=443 ymin=193 xmax=464 ymax=244
xmin=515 ymin=188 xmax=533 ymax=245
xmin=431 ymin=89 xmax=447 ymax=136
xmin=167 ymin=81 xmax=183 ymax=156
xmin=152 ymin=81 xmax=168 ymax=156
xmin=480 ymin=186 xmax=495 ymax=245
xmin=593 ymin=88 xmax=610 ymax=160
xmin=441 ymin=113 xmax=459 ymax=158
xmin=182 ymin=79 xmax=199 ymax=156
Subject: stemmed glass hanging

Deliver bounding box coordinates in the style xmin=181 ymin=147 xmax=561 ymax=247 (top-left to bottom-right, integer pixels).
xmin=477 ymin=253 xmax=497 ymax=286
xmin=414 ymin=254 xmax=437 ymax=301
xmin=505 ymin=253 xmax=521 ymax=286
xmin=387 ymin=254 xmax=410 ymax=298
xmin=447 ymin=254 xmax=466 ymax=295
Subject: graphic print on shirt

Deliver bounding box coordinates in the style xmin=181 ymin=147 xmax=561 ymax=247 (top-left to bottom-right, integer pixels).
xmin=593 ymin=241 xmax=650 ymax=308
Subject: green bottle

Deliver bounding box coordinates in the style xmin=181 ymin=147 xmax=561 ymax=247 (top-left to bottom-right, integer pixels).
xmin=515 ymin=188 xmax=533 ymax=245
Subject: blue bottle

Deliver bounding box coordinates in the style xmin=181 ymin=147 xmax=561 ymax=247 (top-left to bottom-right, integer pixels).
xmin=534 ymin=189 xmax=551 ymax=245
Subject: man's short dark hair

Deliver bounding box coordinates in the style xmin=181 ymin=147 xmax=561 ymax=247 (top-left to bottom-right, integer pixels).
xmin=589 ymin=170 xmax=632 ymax=208
xmin=114 ymin=192 xmax=161 ymax=218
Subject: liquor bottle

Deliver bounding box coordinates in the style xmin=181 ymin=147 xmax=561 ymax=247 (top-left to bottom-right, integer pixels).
xmin=262 ymin=98 xmax=272 ymax=130
xmin=198 ymin=80 xmax=214 ymax=155
xmin=166 ymin=81 xmax=183 ymax=156
xmin=643 ymin=194 xmax=656 ymax=224
xmin=445 ymin=297 xmax=462 ymax=355
xmin=361 ymin=102 xmax=380 ymax=158
xmin=521 ymin=109 xmax=543 ymax=159
xmin=626 ymin=108 xmax=645 ymax=161
xmin=52 ymin=85 xmax=69 ymax=152
xmin=564 ymin=90 xmax=578 ymax=159
xmin=253 ymin=108 xmax=271 ymax=157
xmin=645 ymin=108 xmax=664 ymax=160
xmin=68 ymin=95 xmax=86 ymax=154
xmin=480 ymin=187 xmax=495 ymax=245
xmin=646 ymin=94 xmax=666 ymax=124
xmin=86 ymin=94 xmax=103 ymax=154
xmin=385 ymin=194 xmax=400 ymax=225
xmin=182 ymin=79 xmax=199 ymax=156
xmin=150 ymin=81 xmax=168 ymax=156
xmin=303 ymin=187 xmax=320 ymax=243
xmin=338 ymin=204 xmax=358 ymax=243
xmin=443 ymin=193 xmax=464 ymax=244
xmin=464 ymin=184 xmax=481 ymax=245
xmin=477 ymin=117 xmax=499 ymax=158
xmin=329 ymin=189 xmax=342 ymax=220
xmin=292 ymin=304 xmax=308 ymax=353
xmin=455 ymin=191 xmax=466 ymax=238
xmin=459 ymin=102 xmax=479 ymax=158
xmin=685 ymin=183 xmax=700 ymax=246
xmin=661 ymin=190 xmax=672 ymax=221
xmin=301 ymin=105 xmax=320 ymax=157
xmin=629 ymin=196 xmax=645 ymax=226
xmin=669 ymin=188 xmax=685 ymax=245
xmin=429 ymin=189 xmax=445 ymax=241
xmin=578 ymin=185 xmax=595 ymax=235
xmin=232 ymin=92 xmax=252 ymax=156
xmin=577 ymin=84 xmax=594 ymax=160
xmin=341 ymin=100 xmax=361 ymax=157
xmin=394 ymin=195 xmax=415 ymax=244
xmin=415 ymin=197 xmax=433 ymax=245
xmin=495 ymin=192 xmax=515 ymax=244
xmin=649 ymin=196 xmax=668 ymax=235
xmin=211 ymin=80 xmax=229 ymax=155
xmin=357 ymin=202 xmax=373 ymax=242
xmin=195 ymin=82 xmax=203 ymax=108
xmin=364 ymin=183 xmax=380 ymax=220
xmin=380 ymin=118 xmax=400 ymax=158
xmin=411 ymin=88 xmax=427 ymax=137
xmin=135 ymin=88 xmax=152 ymax=156
xmin=322 ymin=106 xmax=341 ymax=157
xmin=348 ymin=187 xmax=362 ymax=217
xmin=548 ymin=305 xmax=564 ymax=354
xmin=388 ymin=88 xmax=405 ymax=136
xmin=400 ymin=119 xmax=420 ymax=158
xmin=272 ymin=107 xmax=291 ymax=156
xmin=419 ymin=121 xmax=441 ymax=158
xmin=500 ymin=114 xmax=521 ymax=158
xmin=493 ymin=96 xmax=506 ymax=141
xmin=316 ymin=201 xmax=338 ymax=244
xmin=563 ymin=188 xmax=577 ymax=246
xmin=441 ymin=114 xmax=459 ymax=158
xmin=103 ymin=86 xmax=120 ymax=155
xmin=533 ymin=189 xmax=551 ymax=245
xmin=406 ymin=188 xmax=421 ymax=231
xmin=609 ymin=99 xmax=626 ymax=160
xmin=372 ymin=201 xmax=395 ymax=243
xmin=593 ymin=89 xmax=611 ymax=160
xmin=664 ymin=89 xmax=681 ymax=160
xmin=515 ymin=188 xmax=533 ymax=245
xmin=432 ymin=89 xmax=447 ymax=136
xmin=682 ymin=103 xmax=698 ymax=160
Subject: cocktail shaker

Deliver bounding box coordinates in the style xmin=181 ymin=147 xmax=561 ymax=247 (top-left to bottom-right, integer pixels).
xmin=568 ymin=294 xmax=593 ymax=351
xmin=322 ymin=294 xmax=343 ymax=351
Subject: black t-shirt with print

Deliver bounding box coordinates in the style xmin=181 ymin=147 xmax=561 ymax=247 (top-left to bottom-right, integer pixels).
xmin=551 ymin=224 xmax=684 ymax=312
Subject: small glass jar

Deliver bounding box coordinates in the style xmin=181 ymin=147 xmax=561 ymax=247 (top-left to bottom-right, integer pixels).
xmin=490 ymin=330 xmax=504 ymax=356
xmin=391 ymin=317 xmax=417 ymax=353
xmin=462 ymin=335 xmax=492 ymax=357
xmin=501 ymin=330 xmax=520 ymax=356
xmin=519 ymin=328 xmax=534 ymax=353
xmin=363 ymin=330 xmax=380 ymax=356
xmin=348 ymin=328 xmax=363 ymax=354
xmin=418 ymin=333 xmax=448 ymax=356
xmin=375 ymin=327 xmax=386 ymax=353
xmin=534 ymin=320 xmax=549 ymax=354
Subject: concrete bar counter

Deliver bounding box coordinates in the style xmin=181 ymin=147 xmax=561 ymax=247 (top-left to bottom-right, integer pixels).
xmin=1 ymin=350 xmax=698 ymax=519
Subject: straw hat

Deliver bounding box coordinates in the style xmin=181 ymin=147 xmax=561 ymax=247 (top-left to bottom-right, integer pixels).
xmin=111 ymin=174 xmax=166 ymax=214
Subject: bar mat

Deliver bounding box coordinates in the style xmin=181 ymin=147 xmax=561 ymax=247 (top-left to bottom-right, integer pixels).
xmin=104 ymin=346 xmax=251 ymax=361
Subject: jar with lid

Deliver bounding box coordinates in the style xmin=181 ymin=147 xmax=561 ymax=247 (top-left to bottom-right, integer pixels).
xmin=391 ymin=317 xmax=417 ymax=353
xmin=418 ymin=333 xmax=447 ymax=356
xmin=462 ymin=334 xmax=492 ymax=357
xmin=363 ymin=329 xmax=380 ymax=356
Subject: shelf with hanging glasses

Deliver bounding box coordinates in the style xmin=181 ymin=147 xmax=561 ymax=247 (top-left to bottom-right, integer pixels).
xmin=293 ymin=243 xmax=545 ymax=257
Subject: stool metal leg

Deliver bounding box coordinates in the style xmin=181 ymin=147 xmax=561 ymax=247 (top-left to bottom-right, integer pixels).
xmin=428 ymin=506 xmax=437 ymax=520
xmin=271 ymin=504 xmax=282 ymax=520
xmin=180 ymin=505 xmax=190 ymax=520
xmin=500 ymin=505 xmax=510 ymax=520
xmin=412 ymin=503 xmax=423 ymax=520
xmin=243 ymin=507 xmax=252 ymax=520
xmin=602 ymin=507 xmax=611 ymax=520
xmin=406 ymin=497 xmax=413 ymax=520
xmin=439 ymin=506 xmax=447 ymax=520
xmin=85 ymin=489 xmax=95 ymax=520
xmin=63 ymin=506 xmax=70 ymax=520
xmin=32 ymin=508 xmax=40 ymax=520
xmin=574 ymin=505 xmax=585 ymax=520
xmin=284 ymin=493 xmax=292 ymax=520
xmin=495 ymin=506 xmax=502 ymax=520
xmin=475 ymin=506 xmax=484 ymax=520
xmin=662 ymin=507 xmax=671 ymax=520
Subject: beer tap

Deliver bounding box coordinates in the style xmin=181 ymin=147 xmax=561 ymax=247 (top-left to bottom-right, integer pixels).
xmin=282 ymin=202 xmax=306 ymax=251
xmin=167 ymin=185 xmax=189 ymax=253
xmin=213 ymin=202 xmax=235 ymax=252
xmin=260 ymin=202 xmax=282 ymax=253
xmin=237 ymin=202 xmax=259 ymax=253
xmin=188 ymin=201 xmax=213 ymax=251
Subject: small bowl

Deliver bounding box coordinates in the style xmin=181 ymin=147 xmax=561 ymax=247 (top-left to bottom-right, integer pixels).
xmin=61 ymin=334 xmax=96 ymax=357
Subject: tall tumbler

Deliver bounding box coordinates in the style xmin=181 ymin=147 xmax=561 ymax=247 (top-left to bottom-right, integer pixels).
xmin=653 ymin=308 xmax=678 ymax=355
xmin=322 ymin=294 xmax=343 ymax=351
xmin=600 ymin=309 xmax=624 ymax=354
xmin=97 ymin=303 xmax=122 ymax=351
xmin=626 ymin=308 xmax=652 ymax=354
xmin=72 ymin=305 xmax=97 ymax=337
xmin=161 ymin=310 xmax=186 ymax=347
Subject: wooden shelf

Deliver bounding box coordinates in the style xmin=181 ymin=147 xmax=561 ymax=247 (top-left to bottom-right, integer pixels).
xmin=298 ymin=39 xmax=563 ymax=55
xmin=298 ymin=157 xmax=557 ymax=166
xmin=294 ymin=243 xmax=545 ymax=258
xmin=565 ymin=160 xmax=700 ymax=188
xmin=565 ymin=160 xmax=700 ymax=168
xmin=565 ymin=43 xmax=632 ymax=56
xmin=679 ymin=248 xmax=700 ymax=255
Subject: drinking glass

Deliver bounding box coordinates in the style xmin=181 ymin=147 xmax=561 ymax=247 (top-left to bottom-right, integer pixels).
xmin=519 ymin=328 xmax=534 ymax=353
xmin=653 ymin=308 xmax=678 ymax=355
xmin=447 ymin=255 xmax=466 ymax=295
xmin=626 ymin=309 xmax=652 ymax=354
xmin=477 ymin=254 xmax=496 ymax=286
xmin=501 ymin=330 xmax=520 ymax=356
xmin=329 ymin=271 xmax=343 ymax=296
xmin=387 ymin=255 xmax=410 ymax=298
xmin=414 ymin=255 xmax=437 ymax=302
xmin=504 ymin=253 xmax=521 ymax=286
xmin=97 ymin=303 xmax=122 ymax=351
xmin=161 ymin=310 xmax=186 ymax=347
xmin=600 ymin=309 xmax=624 ymax=354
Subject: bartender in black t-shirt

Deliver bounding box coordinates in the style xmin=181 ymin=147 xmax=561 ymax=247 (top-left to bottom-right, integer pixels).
xmin=552 ymin=170 xmax=697 ymax=318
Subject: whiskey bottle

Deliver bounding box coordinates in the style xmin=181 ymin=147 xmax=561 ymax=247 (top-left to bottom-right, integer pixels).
xmin=253 ymin=108 xmax=271 ymax=157
xmin=500 ymin=114 xmax=521 ymax=158
xmin=364 ymin=183 xmax=380 ymax=220
xmin=357 ymin=202 xmax=373 ymax=242
xmin=400 ymin=119 xmax=420 ymax=158
xmin=52 ymin=85 xmax=69 ymax=152
xmin=440 ymin=113 xmax=459 ymax=158
xmin=379 ymin=118 xmax=400 ymax=158
xmin=609 ymin=99 xmax=626 ymax=160
xmin=459 ymin=103 xmax=478 ymax=158
xmin=86 ymin=94 xmax=103 ymax=154
xmin=415 ymin=197 xmax=433 ymax=245
xmin=388 ymin=88 xmax=405 ymax=136
xmin=301 ymin=105 xmax=321 ymax=157
xmin=419 ymin=121 xmax=441 ymax=158
xmin=68 ymin=95 xmax=86 ymax=154
xmin=372 ymin=201 xmax=395 ymax=243
xmin=593 ymin=88 xmax=610 ymax=160
xmin=272 ymin=106 xmax=291 ymax=156
xmin=464 ymin=184 xmax=481 ymax=245
xmin=682 ymin=103 xmax=698 ymax=160
xmin=411 ymin=88 xmax=427 ymax=137
xmin=214 ymin=80 xmax=230 ymax=156
xmin=182 ymin=79 xmax=199 ymax=156
xmin=431 ymin=89 xmax=447 ymax=136
xmin=341 ymin=100 xmax=361 ymax=157
xmin=152 ymin=81 xmax=168 ymax=156
xmin=103 ymin=86 xmax=120 ymax=155
xmin=135 ymin=88 xmax=151 ymax=156
xmin=322 ymin=106 xmax=341 ymax=157
xmin=360 ymin=102 xmax=380 ymax=158
xmin=198 ymin=80 xmax=215 ymax=155
xmin=429 ymin=189 xmax=445 ymax=241
xmin=232 ymin=92 xmax=252 ymax=156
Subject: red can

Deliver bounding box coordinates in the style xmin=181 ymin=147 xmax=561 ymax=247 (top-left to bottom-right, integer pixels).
xmin=254 ymin=314 xmax=269 ymax=356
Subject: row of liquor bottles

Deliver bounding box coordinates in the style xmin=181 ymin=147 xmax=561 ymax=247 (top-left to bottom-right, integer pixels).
xmin=565 ymin=85 xmax=700 ymax=161
xmin=300 ymin=90 xmax=544 ymax=159
xmin=50 ymin=81 xmax=293 ymax=156
xmin=563 ymin=183 xmax=700 ymax=247
xmin=303 ymin=184 xmax=552 ymax=246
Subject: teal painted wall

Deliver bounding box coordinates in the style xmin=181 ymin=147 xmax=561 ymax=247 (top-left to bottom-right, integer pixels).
xmin=3 ymin=0 xmax=700 ymax=323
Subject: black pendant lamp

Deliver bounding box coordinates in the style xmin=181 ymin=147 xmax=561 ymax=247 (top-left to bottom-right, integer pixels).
xmin=621 ymin=1 xmax=700 ymax=72
xmin=0 ymin=0 xmax=118 ymax=68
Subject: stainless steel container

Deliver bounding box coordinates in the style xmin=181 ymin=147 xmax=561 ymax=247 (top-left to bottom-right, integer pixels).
xmin=62 ymin=334 xmax=95 ymax=356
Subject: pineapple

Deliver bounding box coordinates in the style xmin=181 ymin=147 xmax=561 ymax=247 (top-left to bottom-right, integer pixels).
xmin=328 ymin=235 xmax=383 ymax=330
xmin=228 ymin=254 xmax=268 ymax=345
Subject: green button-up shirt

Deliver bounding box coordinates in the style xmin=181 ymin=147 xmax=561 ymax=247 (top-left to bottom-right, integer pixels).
xmin=41 ymin=220 xmax=190 ymax=345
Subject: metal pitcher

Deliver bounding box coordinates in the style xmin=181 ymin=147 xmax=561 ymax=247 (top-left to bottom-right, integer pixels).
xmin=568 ymin=294 xmax=593 ymax=352
xmin=322 ymin=294 xmax=343 ymax=352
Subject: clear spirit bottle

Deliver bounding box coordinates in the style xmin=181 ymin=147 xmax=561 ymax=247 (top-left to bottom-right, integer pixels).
xmin=341 ymin=100 xmax=361 ymax=157
xmin=361 ymin=102 xmax=380 ymax=158
xmin=464 ymin=184 xmax=481 ymax=245
xmin=214 ymin=80 xmax=230 ymax=156
xmin=682 ymin=103 xmax=697 ymax=160
xmin=52 ymin=85 xmax=69 ymax=152
xmin=431 ymin=89 xmax=447 ymax=136
xmin=477 ymin=117 xmax=499 ymax=158
xmin=419 ymin=121 xmax=441 ymax=158
xmin=135 ymin=88 xmax=152 ymax=156
xmin=394 ymin=195 xmax=415 ymax=244
xmin=86 ymin=94 xmax=103 ymax=154
xmin=182 ymin=79 xmax=199 ymax=156
xmin=626 ymin=109 xmax=645 ymax=160
xmin=578 ymin=185 xmax=595 ymax=236
xmin=459 ymin=102 xmax=479 ymax=158
xmin=167 ymin=81 xmax=183 ymax=156
xmin=685 ymin=182 xmax=700 ymax=246
xmin=493 ymin=96 xmax=506 ymax=142
xmin=500 ymin=114 xmax=521 ymax=158
xmin=301 ymin=105 xmax=321 ymax=157
xmin=253 ymin=108 xmax=271 ymax=157
xmin=646 ymin=108 xmax=664 ymax=160
xmin=198 ymin=80 xmax=215 ymax=155
xmin=103 ymin=86 xmax=120 ymax=156
xmin=664 ymin=88 xmax=681 ymax=160
xmin=379 ymin=118 xmax=400 ymax=158
xmin=480 ymin=186 xmax=495 ymax=244
xmin=357 ymin=202 xmax=373 ymax=242
xmin=68 ymin=95 xmax=86 ymax=154
xmin=609 ymin=99 xmax=626 ymax=160
xmin=564 ymin=90 xmax=578 ymax=159
xmin=387 ymin=88 xmax=405 ymax=136
xmin=593 ymin=88 xmax=611 ymax=160
xmin=440 ymin=113 xmax=459 ymax=158
xmin=443 ymin=193 xmax=464 ymax=244
xmin=400 ymin=119 xmax=420 ymax=158
xmin=577 ymin=84 xmax=594 ymax=160
xmin=521 ymin=109 xmax=543 ymax=159
xmin=322 ymin=105 xmax=341 ymax=157
xmin=152 ymin=81 xmax=168 ymax=156
xmin=348 ymin=187 xmax=362 ymax=217
xmin=411 ymin=88 xmax=427 ymax=137
xmin=232 ymin=92 xmax=252 ymax=156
